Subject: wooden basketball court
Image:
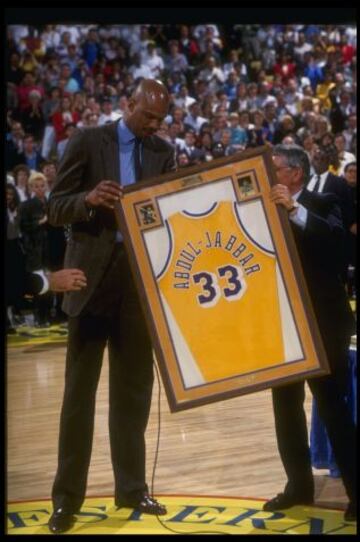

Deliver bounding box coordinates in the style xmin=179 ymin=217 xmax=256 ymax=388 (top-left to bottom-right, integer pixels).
xmin=7 ymin=330 xmax=355 ymax=534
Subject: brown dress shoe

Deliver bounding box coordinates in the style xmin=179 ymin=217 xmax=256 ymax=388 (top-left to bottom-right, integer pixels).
xmin=117 ymin=492 xmax=167 ymax=515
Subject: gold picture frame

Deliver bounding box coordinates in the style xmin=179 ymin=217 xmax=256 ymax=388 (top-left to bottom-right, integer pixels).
xmin=115 ymin=146 xmax=330 ymax=412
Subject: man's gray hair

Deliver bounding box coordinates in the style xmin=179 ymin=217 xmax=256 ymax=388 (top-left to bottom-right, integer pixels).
xmin=273 ymin=144 xmax=311 ymax=185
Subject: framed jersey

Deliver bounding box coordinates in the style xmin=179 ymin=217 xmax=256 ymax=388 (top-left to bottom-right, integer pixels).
xmin=115 ymin=146 xmax=330 ymax=412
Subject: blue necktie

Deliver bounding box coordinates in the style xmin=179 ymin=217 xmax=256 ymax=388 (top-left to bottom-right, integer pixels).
xmin=134 ymin=137 xmax=142 ymax=181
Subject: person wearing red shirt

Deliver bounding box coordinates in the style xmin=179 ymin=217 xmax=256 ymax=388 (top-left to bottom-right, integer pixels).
xmin=16 ymin=71 xmax=44 ymax=112
xmin=273 ymin=54 xmax=296 ymax=84
xmin=52 ymin=95 xmax=80 ymax=143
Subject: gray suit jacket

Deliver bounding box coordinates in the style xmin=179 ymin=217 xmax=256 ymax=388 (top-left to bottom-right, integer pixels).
xmin=48 ymin=121 xmax=176 ymax=316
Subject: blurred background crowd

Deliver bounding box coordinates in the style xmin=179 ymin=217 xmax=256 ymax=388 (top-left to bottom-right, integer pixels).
xmin=6 ymin=22 xmax=357 ymax=330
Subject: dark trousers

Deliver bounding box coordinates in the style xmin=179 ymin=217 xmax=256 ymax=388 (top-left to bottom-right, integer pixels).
xmin=271 ymin=343 xmax=357 ymax=503
xmin=52 ymin=245 xmax=154 ymax=512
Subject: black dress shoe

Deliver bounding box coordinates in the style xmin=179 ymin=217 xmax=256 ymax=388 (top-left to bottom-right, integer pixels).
xmin=116 ymin=492 xmax=167 ymax=515
xmin=344 ymin=501 xmax=357 ymax=522
xmin=48 ymin=508 xmax=75 ymax=534
xmin=263 ymin=493 xmax=314 ymax=511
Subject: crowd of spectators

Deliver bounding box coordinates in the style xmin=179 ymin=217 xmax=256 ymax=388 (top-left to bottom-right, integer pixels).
xmin=6 ymin=23 xmax=357 ymax=328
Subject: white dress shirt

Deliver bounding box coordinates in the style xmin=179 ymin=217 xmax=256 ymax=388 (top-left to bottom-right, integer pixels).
xmin=289 ymin=189 xmax=308 ymax=230
xmin=306 ymin=171 xmax=328 ymax=193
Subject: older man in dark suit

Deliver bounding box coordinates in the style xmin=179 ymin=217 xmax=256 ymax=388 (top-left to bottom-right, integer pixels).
xmin=48 ymin=79 xmax=175 ymax=534
xmin=264 ymin=144 xmax=356 ymax=523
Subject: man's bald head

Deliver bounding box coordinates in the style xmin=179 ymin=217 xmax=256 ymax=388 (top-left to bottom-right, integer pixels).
xmin=132 ymin=79 xmax=169 ymax=108
xmin=124 ymin=79 xmax=170 ymax=139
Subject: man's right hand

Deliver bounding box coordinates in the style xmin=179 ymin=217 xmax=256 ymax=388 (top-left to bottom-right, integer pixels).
xmin=85 ymin=180 xmax=123 ymax=210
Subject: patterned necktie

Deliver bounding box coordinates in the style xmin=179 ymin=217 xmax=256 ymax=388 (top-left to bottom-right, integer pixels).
xmin=313 ymin=174 xmax=321 ymax=192
xmin=133 ymin=137 xmax=142 ymax=181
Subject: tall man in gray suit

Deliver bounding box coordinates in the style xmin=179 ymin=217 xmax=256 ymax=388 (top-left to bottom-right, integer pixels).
xmin=48 ymin=79 xmax=176 ymax=534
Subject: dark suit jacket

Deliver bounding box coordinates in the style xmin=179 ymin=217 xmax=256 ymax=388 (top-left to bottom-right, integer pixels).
xmin=6 ymin=236 xmax=47 ymax=306
xmin=19 ymin=196 xmax=48 ymax=271
xmin=321 ymin=172 xmax=355 ymax=229
xmin=48 ymin=121 xmax=176 ymax=317
xmin=293 ymin=189 xmax=355 ymax=367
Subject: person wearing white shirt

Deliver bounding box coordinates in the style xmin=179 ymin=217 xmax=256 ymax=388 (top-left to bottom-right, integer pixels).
xmin=57 ymin=25 xmax=81 ymax=45
xmin=41 ymin=25 xmax=61 ymax=52
xmin=334 ymin=133 xmax=356 ymax=176
xmin=98 ymin=100 xmax=122 ymax=126
xmin=294 ymin=32 xmax=313 ymax=62
xmin=343 ymin=113 xmax=356 ymax=152
xmin=113 ymin=95 xmax=128 ymax=118
xmin=129 ymin=53 xmax=153 ymax=81
xmin=174 ymin=84 xmax=196 ymax=113
xmin=198 ymin=56 xmax=225 ymax=93
xmin=143 ymin=43 xmax=164 ymax=79
xmin=184 ymin=102 xmax=209 ymax=134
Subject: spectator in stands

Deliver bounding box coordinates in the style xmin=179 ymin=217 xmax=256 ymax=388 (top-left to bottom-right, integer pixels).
xmin=177 ymin=129 xmax=202 ymax=164
xmin=313 ymin=114 xmax=330 ymax=145
xmin=229 ymin=81 xmax=249 ymax=113
xmin=228 ymin=112 xmax=247 ymax=150
xmin=178 ymin=24 xmax=200 ymax=63
xmin=15 ymin=88 xmax=45 ymax=142
xmin=82 ymin=27 xmax=101 ymax=68
xmin=143 ymin=42 xmax=164 ymax=79
xmin=263 ymin=102 xmax=278 ymax=143
xmin=52 ymin=95 xmax=80 ymax=143
xmin=174 ymin=84 xmax=196 ymax=113
xmin=246 ymin=82 xmax=259 ymax=111
xmin=198 ymin=55 xmax=225 ymax=94
xmin=273 ymin=115 xmax=296 ymax=145
xmin=13 ymin=164 xmax=31 ymax=202
xmin=40 ymin=160 xmax=58 ymax=197
xmin=334 ymin=132 xmax=356 ymax=176
xmin=6 ymin=120 xmax=25 ymax=170
xmin=283 ymin=78 xmax=303 ymax=116
xmin=7 ymin=51 xmax=25 ymax=86
xmin=223 ymin=72 xmax=240 ymax=101
xmin=165 ymin=40 xmax=188 ymax=76
xmin=128 ymin=52 xmax=153 ymax=81
xmin=16 ymin=71 xmax=44 ymax=112
xmin=177 ymin=150 xmax=191 ymax=168
xmin=57 ymin=122 xmax=77 ymax=160
xmin=247 ymin=110 xmax=271 ymax=147
xmin=273 ymin=53 xmax=297 ymax=84
xmin=342 ymin=113 xmax=356 ymax=153
xmin=19 ymin=171 xmax=51 ymax=326
xmin=184 ymin=101 xmax=208 ymax=134
xmin=303 ymin=52 xmax=324 ymax=91
xmin=196 ymin=130 xmax=214 ymax=162
xmin=19 ymin=171 xmax=49 ymax=270
xmin=97 ymin=98 xmax=122 ymax=126
xmin=17 ymin=133 xmax=45 ymax=171
xmin=218 ymin=128 xmax=238 ymax=156
xmin=6 ymin=183 xmax=25 ymax=330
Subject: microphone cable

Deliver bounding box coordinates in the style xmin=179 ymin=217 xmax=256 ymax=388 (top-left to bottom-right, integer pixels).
xmin=150 ymin=360 xmax=231 ymax=535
